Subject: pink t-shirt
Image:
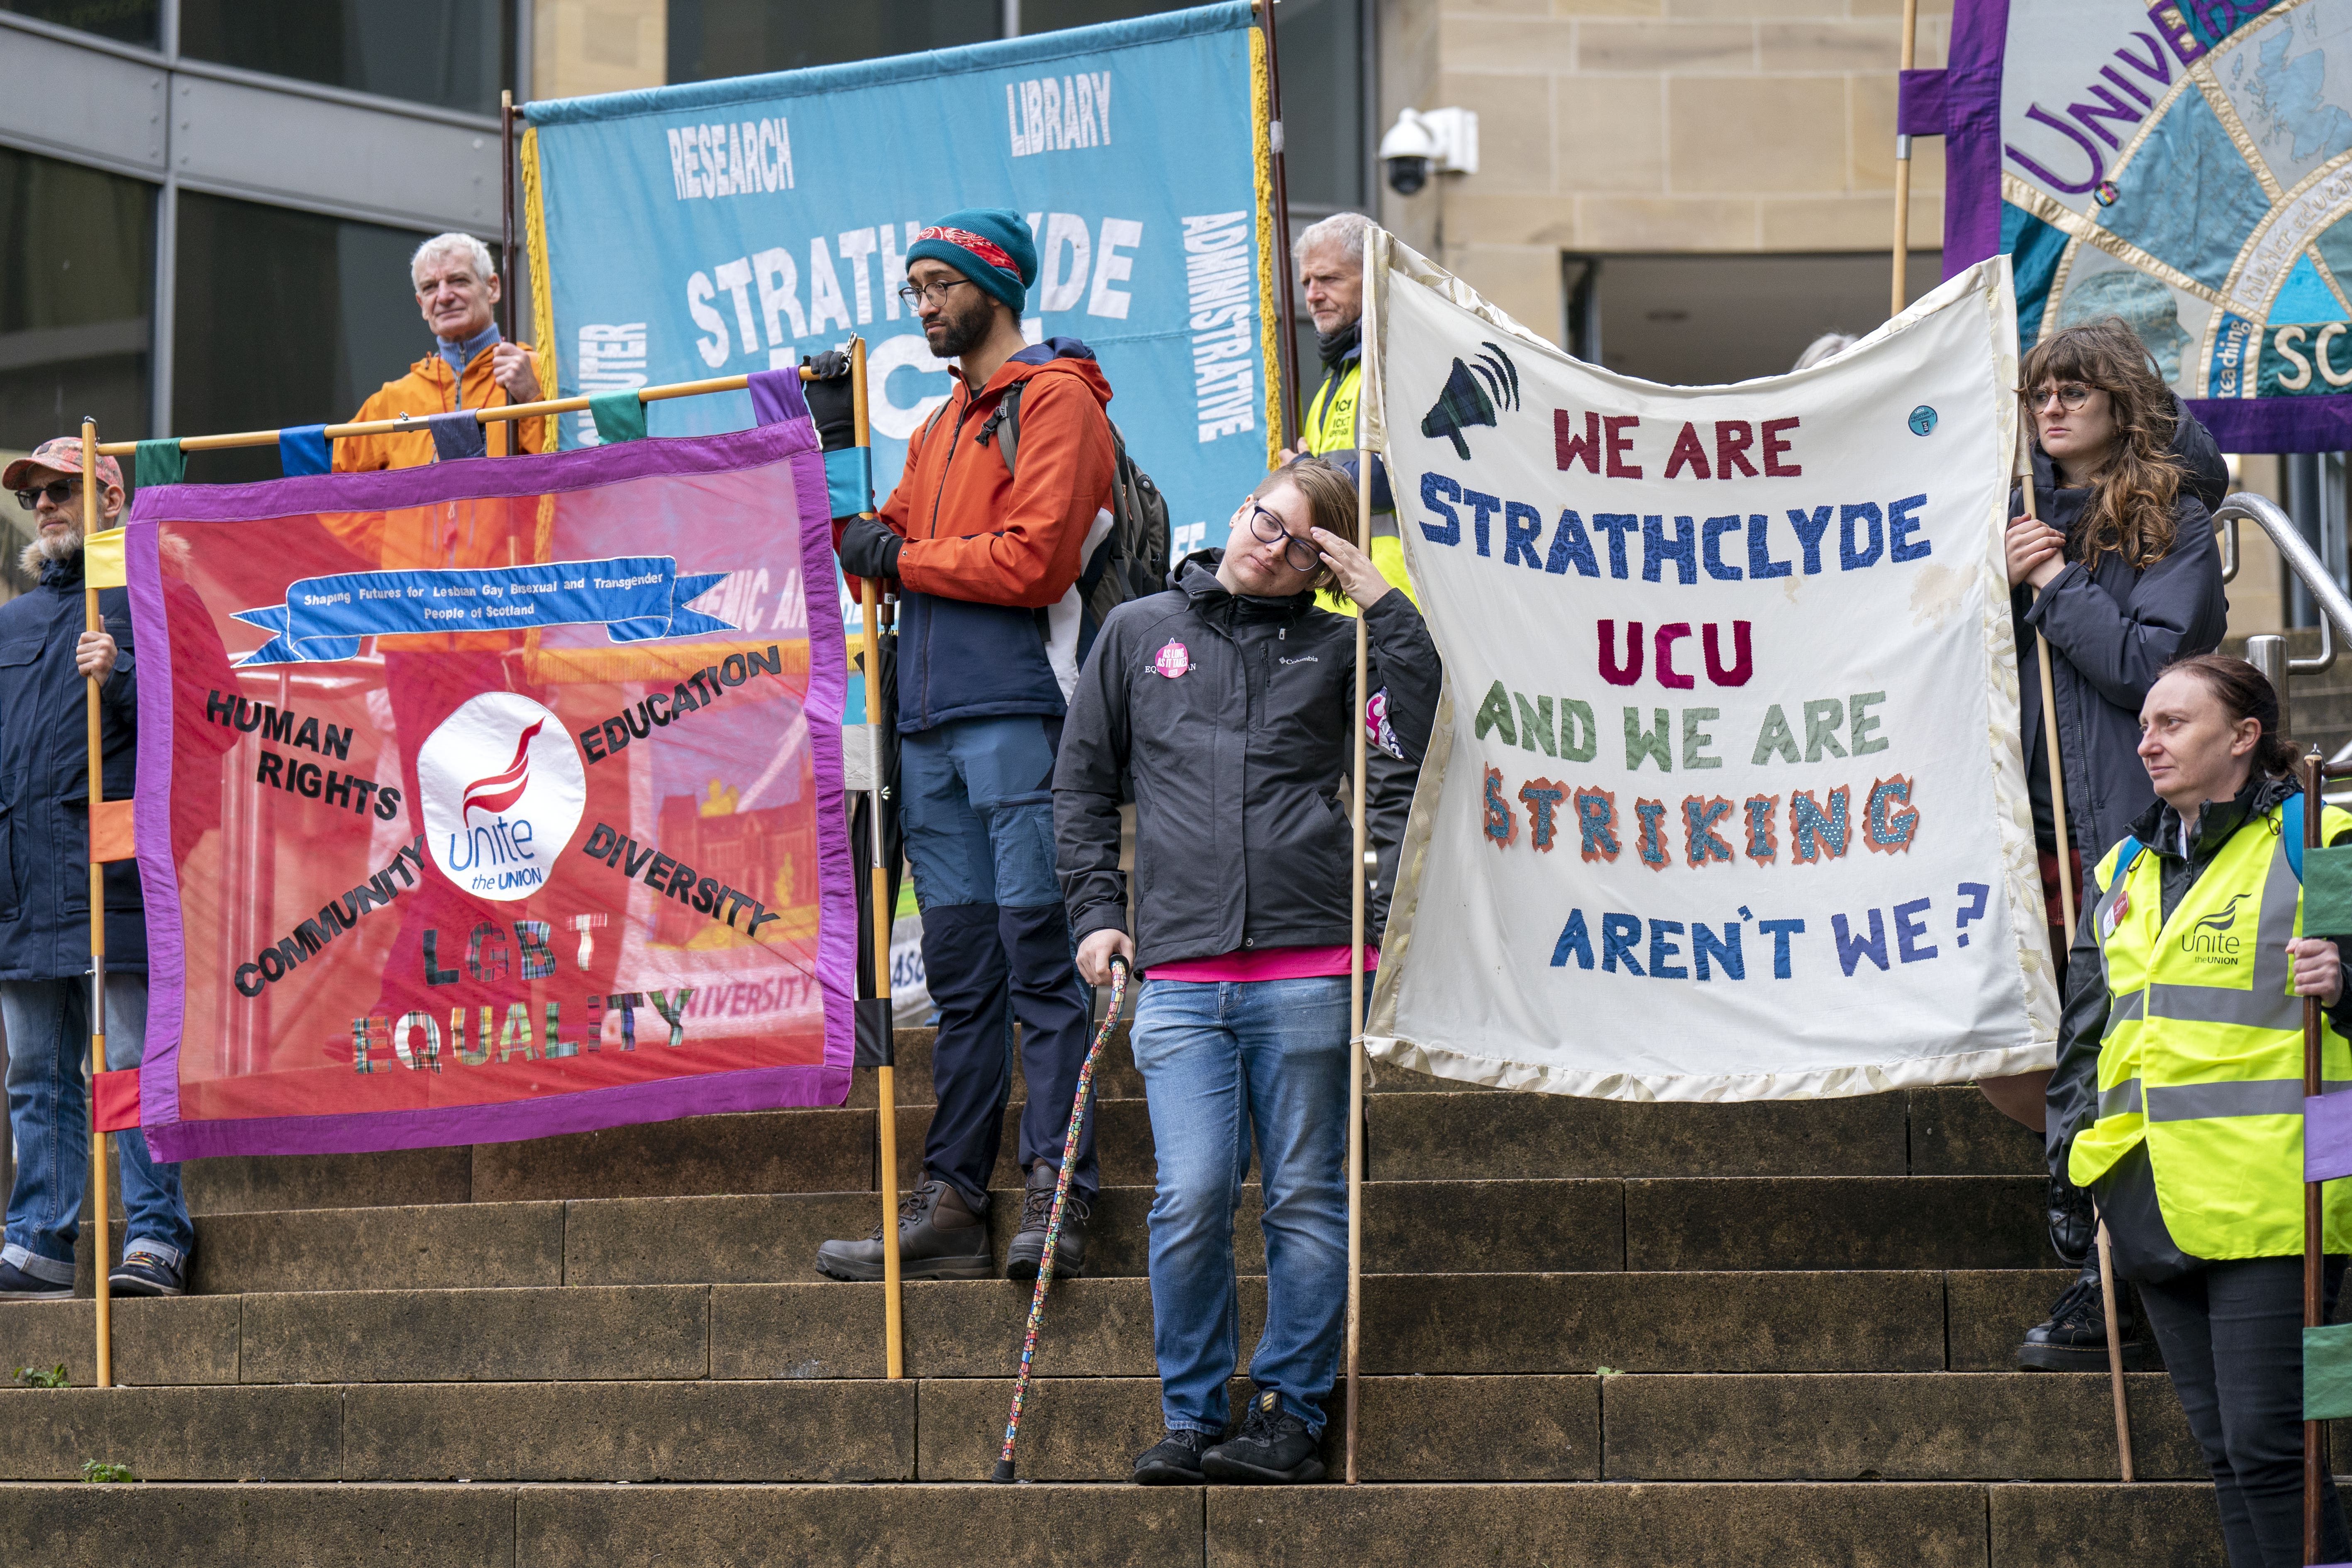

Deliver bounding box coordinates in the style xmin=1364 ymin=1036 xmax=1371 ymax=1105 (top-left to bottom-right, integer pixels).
xmin=1149 ymin=944 xmax=1379 ymax=983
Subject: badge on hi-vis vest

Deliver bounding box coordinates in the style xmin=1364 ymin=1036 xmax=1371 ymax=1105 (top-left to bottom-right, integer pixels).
xmin=2101 ymin=888 xmax=2129 ymax=941
xmin=1154 ymin=639 xmax=1191 ymax=679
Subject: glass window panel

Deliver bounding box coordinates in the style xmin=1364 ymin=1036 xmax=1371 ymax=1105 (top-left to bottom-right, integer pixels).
xmin=179 ymin=0 xmax=513 ymax=116
xmin=0 ymin=0 xmax=159 ymax=46
xmin=174 ymin=193 xmax=481 ymax=485
xmin=667 ymin=1 xmax=998 ymax=83
xmin=0 ymin=147 xmax=153 ymax=578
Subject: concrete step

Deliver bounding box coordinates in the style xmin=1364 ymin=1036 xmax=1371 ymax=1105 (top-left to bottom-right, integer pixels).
xmin=0 ymin=1479 xmax=2231 ymax=1568
xmin=168 ymin=1081 xmax=2044 ymax=1216
xmin=3 ymin=1271 xmax=2037 ymax=1387
xmin=77 ymin=1173 xmax=2051 ymax=1297
xmin=0 ymin=1370 xmax=2228 ymax=1484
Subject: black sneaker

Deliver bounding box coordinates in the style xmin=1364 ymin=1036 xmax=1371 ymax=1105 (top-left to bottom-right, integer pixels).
xmin=1133 ymin=1427 xmax=1214 ymax=1485
xmin=109 ymin=1253 xmax=186 ymax=1298
xmin=2019 ymin=1256 xmax=2150 ymax=1370
xmin=1202 ymin=1386 xmax=1325 ymax=1484
xmin=815 ymin=1179 xmax=994 ymax=1282
xmin=1005 ymin=1161 xmax=1089 ymax=1283
xmin=0 ymin=1259 xmax=72 ymax=1300
xmin=2047 ymin=1168 xmax=2094 ymax=1268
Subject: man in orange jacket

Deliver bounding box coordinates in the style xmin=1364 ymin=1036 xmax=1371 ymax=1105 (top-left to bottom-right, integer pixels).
xmin=815 ymin=209 xmax=1117 ymax=1288
xmin=334 ymin=232 xmax=549 ymax=472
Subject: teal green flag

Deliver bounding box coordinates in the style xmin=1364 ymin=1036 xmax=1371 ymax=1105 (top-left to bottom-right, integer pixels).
xmin=2307 ymin=1323 xmax=2352 ymax=1420
xmin=589 ymin=391 xmax=647 ymax=446
xmin=2308 ymin=844 xmax=2352 ymax=939
xmin=135 ymin=439 xmax=185 ymax=488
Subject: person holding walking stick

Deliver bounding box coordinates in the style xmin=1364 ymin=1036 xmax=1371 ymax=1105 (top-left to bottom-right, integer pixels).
xmin=812 ymin=210 xmax=1118 ymax=1285
xmin=1055 ymin=459 xmax=1440 ymax=1485
xmin=2047 ymin=654 xmax=2352 ymax=1567
xmin=1994 ymin=318 xmax=2229 ymax=1371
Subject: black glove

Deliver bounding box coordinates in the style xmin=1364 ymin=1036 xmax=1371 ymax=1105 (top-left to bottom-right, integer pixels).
xmin=838 ymin=515 xmax=903 ymax=582
xmin=802 ymin=350 xmax=854 ymax=452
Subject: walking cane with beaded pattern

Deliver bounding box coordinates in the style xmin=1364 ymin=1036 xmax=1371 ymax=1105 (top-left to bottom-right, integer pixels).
xmin=991 ymin=956 xmax=1130 ymax=1482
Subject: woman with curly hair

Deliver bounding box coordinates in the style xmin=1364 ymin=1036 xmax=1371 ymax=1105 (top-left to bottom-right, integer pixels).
xmin=1983 ymin=316 xmax=2231 ymax=1373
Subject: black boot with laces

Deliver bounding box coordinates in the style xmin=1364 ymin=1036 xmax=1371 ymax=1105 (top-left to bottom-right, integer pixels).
xmin=2046 ymin=1168 xmax=2094 ymax=1268
xmin=1202 ymin=1386 xmax=1325 ymax=1484
xmin=2018 ymin=1255 xmax=2149 ymax=1370
xmin=813 ymin=1178 xmax=993 ymax=1281
xmin=1005 ymin=1161 xmax=1089 ymax=1282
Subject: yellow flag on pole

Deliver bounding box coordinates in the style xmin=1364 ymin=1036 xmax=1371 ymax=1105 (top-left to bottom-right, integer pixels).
xmin=83 ymin=527 xmax=126 ymax=589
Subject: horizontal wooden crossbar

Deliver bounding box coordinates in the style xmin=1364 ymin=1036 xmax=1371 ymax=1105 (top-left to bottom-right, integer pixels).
xmin=94 ymin=366 xmax=816 ymax=457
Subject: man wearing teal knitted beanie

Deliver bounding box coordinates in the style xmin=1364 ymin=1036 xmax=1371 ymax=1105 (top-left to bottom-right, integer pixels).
xmin=819 ymin=206 xmax=1119 ymax=1290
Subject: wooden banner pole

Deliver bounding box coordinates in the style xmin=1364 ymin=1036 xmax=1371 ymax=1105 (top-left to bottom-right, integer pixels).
xmin=500 ymin=90 xmax=517 ymax=345
xmin=2096 ymin=1218 xmax=2135 ymax=1481
xmin=1343 ymin=488 xmax=1368 ymax=1486
xmin=2308 ymin=748 xmax=2327 ymax=1563
xmin=2021 ymin=420 xmax=2125 ymax=1474
xmin=1890 ymin=0 xmax=1919 ymax=319
xmin=81 ymin=417 xmax=111 ymax=1389
xmin=850 ymin=338 xmax=904 ymax=1381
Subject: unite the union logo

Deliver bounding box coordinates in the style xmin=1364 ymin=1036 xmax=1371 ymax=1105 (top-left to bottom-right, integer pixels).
xmin=418 ymin=693 xmax=587 ymax=900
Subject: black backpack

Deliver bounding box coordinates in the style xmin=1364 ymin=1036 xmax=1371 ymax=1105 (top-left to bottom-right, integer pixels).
xmin=973 ymin=380 xmax=1171 ymax=650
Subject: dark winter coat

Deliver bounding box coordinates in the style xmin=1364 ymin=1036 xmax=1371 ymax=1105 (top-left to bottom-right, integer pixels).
xmin=2046 ymin=773 xmax=2352 ymax=1281
xmin=0 ymin=550 xmax=145 ymax=979
xmin=2013 ymin=413 xmax=2229 ymax=866
xmin=1054 ymin=552 xmax=1441 ymax=971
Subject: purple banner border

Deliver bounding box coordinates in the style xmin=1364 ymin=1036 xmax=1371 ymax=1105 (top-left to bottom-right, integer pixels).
xmin=130 ymin=522 xmax=186 ymax=1139
xmin=1939 ymin=0 xmax=2009 ymax=280
xmin=132 ymin=422 xmax=855 ymax=1161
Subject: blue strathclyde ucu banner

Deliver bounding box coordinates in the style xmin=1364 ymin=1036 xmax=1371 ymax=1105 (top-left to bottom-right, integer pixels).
xmin=232 ymin=557 xmax=737 ymax=666
xmin=524 ymin=2 xmax=1274 ymax=565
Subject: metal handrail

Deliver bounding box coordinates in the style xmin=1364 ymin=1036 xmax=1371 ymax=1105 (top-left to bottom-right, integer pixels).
xmin=2216 ymin=493 xmax=2340 ymax=674
xmin=2216 ymin=491 xmax=2352 ymax=794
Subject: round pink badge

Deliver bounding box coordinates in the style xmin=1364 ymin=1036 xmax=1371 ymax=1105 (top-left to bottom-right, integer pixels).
xmin=1153 ymin=639 xmax=1191 ymax=679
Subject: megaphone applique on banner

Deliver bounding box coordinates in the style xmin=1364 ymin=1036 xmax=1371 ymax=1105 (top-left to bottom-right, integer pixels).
xmin=1422 ymin=342 xmax=1522 ymax=460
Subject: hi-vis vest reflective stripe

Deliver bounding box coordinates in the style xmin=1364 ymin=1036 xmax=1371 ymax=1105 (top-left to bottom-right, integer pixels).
xmin=2073 ymin=801 xmax=2352 ymax=1258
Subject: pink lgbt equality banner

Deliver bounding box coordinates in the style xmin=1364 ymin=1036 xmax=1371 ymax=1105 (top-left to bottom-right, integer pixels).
xmin=116 ymin=415 xmax=854 ymax=1161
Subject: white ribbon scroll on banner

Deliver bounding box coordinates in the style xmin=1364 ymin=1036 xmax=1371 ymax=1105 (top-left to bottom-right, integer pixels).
xmin=1364 ymin=234 xmax=2058 ymax=1101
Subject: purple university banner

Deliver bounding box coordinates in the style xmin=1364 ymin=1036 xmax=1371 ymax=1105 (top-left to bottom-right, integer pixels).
xmin=122 ymin=417 xmax=854 ymax=1161
xmin=1908 ymin=0 xmax=2352 ymax=453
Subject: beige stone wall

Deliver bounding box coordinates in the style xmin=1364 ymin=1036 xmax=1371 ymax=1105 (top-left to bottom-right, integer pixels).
xmin=1380 ymin=0 xmax=1951 ymax=342
xmin=534 ymin=0 xmax=667 ymax=102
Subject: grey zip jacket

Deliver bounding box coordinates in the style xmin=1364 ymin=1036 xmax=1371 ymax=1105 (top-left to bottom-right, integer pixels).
xmin=1054 ymin=550 xmax=1441 ymax=970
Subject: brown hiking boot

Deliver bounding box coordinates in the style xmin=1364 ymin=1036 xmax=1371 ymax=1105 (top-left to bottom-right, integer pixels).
xmin=815 ymin=1178 xmax=993 ymax=1281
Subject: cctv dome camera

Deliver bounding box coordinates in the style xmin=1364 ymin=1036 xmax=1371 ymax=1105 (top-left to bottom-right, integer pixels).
xmin=1386 ymin=155 xmax=1431 ymax=196
xmin=1379 ymin=109 xmax=1442 ymax=197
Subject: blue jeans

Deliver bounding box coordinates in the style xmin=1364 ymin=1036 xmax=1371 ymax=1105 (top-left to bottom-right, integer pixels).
xmin=3 ymin=975 xmax=190 ymax=1282
xmin=1132 ymin=975 xmax=1351 ymax=1435
xmin=900 ymin=715 xmax=1093 ymax=1206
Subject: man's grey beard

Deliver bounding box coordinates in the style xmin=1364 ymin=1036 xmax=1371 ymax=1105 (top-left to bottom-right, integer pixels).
xmin=35 ymin=525 xmax=81 ymax=562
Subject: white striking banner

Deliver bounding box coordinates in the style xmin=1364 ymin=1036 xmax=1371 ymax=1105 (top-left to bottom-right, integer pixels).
xmin=1366 ymin=237 xmax=2059 ymax=1100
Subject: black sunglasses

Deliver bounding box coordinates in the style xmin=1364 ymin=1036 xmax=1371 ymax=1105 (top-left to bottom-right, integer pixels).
xmin=1249 ymin=505 xmax=1322 ymax=572
xmin=13 ymin=480 xmax=75 ymax=512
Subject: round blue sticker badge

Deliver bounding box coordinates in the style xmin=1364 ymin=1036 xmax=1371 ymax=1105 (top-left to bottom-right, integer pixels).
xmin=1907 ymin=405 xmax=1938 ymax=437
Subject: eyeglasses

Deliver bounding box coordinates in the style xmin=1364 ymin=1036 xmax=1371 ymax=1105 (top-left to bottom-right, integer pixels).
xmin=1249 ymin=505 xmax=1322 ymax=572
xmin=2030 ymin=383 xmax=2095 ymax=412
xmin=896 ymin=278 xmax=977 ymax=309
xmin=13 ymin=480 xmax=74 ymax=511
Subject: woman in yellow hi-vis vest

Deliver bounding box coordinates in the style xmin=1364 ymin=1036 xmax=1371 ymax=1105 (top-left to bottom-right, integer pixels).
xmin=2048 ymin=654 xmax=2352 ymax=1567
